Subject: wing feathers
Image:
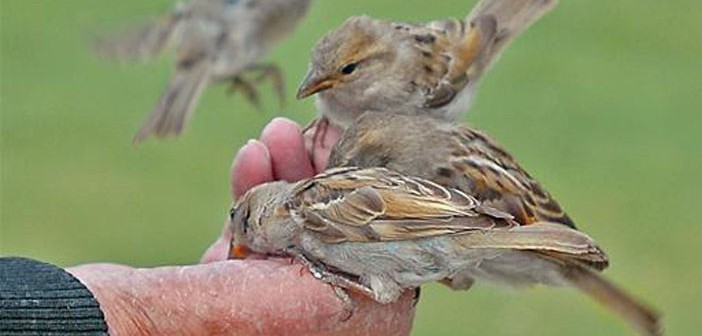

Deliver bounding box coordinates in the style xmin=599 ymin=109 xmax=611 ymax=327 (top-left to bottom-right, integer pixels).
xmin=94 ymin=13 xmax=182 ymax=62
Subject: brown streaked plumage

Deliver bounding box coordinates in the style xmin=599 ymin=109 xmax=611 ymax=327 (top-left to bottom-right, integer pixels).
xmin=325 ymin=112 xmax=661 ymax=335
xmin=329 ymin=111 xmax=573 ymax=227
xmin=230 ymin=166 xmax=660 ymax=335
xmin=297 ymin=0 xmax=558 ymax=130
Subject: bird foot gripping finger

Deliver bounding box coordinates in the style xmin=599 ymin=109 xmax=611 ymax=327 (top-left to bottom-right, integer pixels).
xmin=331 ymin=286 xmax=356 ymax=321
xmin=289 ymin=249 xmax=373 ymax=321
xmin=302 ymin=117 xmax=330 ymax=164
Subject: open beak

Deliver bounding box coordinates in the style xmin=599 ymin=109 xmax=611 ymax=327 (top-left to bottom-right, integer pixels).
xmin=229 ymin=243 xmax=250 ymax=259
xmin=296 ymin=70 xmax=336 ymax=99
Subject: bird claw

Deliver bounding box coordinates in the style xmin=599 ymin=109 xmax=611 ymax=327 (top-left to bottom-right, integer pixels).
xmin=228 ymin=77 xmax=263 ymax=112
xmin=246 ymin=63 xmax=287 ymax=110
xmin=332 ymin=286 xmax=355 ymax=322
xmin=227 ymin=63 xmax=286 ymax=112
xmin=286 ymin=248 xmax=372 ymax=321
xmin=303 ymin=117 xmax=330 ymax=163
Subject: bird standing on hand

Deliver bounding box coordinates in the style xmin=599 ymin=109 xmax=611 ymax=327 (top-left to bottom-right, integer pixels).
xmin=95 ymin=0 xmax=312 ymax=142
xmin=296 ymin=0 xmax=558 ymax=132
xmin=325 ymin=111 xmax=661 ymax=336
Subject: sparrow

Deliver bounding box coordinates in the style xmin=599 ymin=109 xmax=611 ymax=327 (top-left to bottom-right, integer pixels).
xmin=95 ymin=0 xmax=312 ymax=142
xmin=327 ymin=112 xmax=661 ymax=335
xmin=328 ymin=111 xmax=574 ymax=228
xmin=296 ymin=0 xmax=558 ymax=131
xmin=230 ymin=166 xmax=661 ymax=336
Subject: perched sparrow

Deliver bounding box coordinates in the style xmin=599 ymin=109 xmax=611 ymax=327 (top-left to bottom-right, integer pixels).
xmin=325 ymin=112 xmax=661 ymax=335
xmin=296 ymin=0 xmax=558 ymax=130
xmin=328 ymin=111 xmax=573 ymax=228
xmin=230 ymin=166 xmax=660 ymax=335
xmin=95 ymin=0 xmax=312 ymax=142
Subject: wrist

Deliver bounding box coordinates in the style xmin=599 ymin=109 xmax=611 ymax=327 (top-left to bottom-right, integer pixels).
xmin=68 ymin=264 xmax=158 ymax=335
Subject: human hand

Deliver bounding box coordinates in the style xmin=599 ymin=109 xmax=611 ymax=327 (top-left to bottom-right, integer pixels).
xmin=68 ymin=118 xmax=415 ymax=335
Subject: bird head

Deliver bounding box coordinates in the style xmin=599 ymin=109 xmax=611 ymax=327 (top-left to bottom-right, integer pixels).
xmin=229 ymin=181 xmax=296 ymax=259
xmin=296 ymin=16 xmax=399 ymax=100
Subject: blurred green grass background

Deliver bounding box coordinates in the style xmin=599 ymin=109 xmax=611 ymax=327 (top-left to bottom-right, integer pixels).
xmin=1 ymin=0 xmax=699 ymax=334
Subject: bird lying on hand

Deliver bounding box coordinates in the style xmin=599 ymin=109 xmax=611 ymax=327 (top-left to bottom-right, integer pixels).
xmin=229 ymin=165 xmax=661 ymax=336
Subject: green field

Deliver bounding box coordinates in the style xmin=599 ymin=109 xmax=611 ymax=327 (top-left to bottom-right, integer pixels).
xmin=1 ymin=1 xmax=699 ymax=334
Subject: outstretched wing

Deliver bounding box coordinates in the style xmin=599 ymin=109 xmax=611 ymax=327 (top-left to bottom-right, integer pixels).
xmin=92 ymin=2 xmax=191 ymax=61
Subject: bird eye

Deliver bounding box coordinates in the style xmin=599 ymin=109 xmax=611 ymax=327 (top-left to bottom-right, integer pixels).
xmin=241 ymin=209 xmax=251 ymax=234
xmin=231 ymin=206 xmax=250 ymax=234
xmin=340 ymin=62 xmax=358 ymax=75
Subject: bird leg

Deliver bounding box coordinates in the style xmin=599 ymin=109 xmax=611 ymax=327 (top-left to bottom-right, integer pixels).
xmin=302 ymin=117 xmax=330 ymax=164
xmin=246 ymin=63 xmax=286 ymax=109
xmin=228 ymin=76 xmax=263 ymax=111
xmin=286 ymin=248 xmax=373 ymax=321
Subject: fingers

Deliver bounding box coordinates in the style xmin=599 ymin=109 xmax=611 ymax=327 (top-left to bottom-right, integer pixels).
xmin=231 ymin=139 xmax=273 ymax=199
xmin=214 ymin=117 xmax=343 ymax=263
xmin=69 ymin=261 xmax=415 ymax=336
xmin=215 ymin=117 xmax=337 ymax=264
xmin=231 ymin=117 xmax=343 ymax=199
xmin=260 ymin=117 xmax=315 ymax=182
xmin=199 ymin=219 xmax=233 ymax=264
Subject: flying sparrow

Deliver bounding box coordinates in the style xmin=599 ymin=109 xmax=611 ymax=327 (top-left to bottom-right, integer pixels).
xmin=326 ymin=111 xmax=660 ymax=335
xmin=230 ymin=166 xmax=661 ymax=335
xmin=95 ymin=0 xmax=312 ymax=142
xmin=296 ymin=0 xmax=558 ymax=131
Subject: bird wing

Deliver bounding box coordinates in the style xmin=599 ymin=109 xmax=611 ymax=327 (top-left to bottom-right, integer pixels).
xmin=93 ymin=3 xmax=188 ymax=61
xmin=393 ymin=18 xmax=497 ymax=109
xmin=402 ymin=0 xmax=559 ymax=108
xmin=451 ymin=125 xmax=575 ymax=227
xmin=289 ymin=167 xmax=515 ymax=243
xmin=464 ymin=0 xmax=559 ymax=83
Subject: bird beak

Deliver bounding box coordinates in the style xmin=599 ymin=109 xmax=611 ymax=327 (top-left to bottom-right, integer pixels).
xmin=229 ymin=243 xmax=250 ymax=259
xmin=296 ymin=70 xmax=335 ymax=99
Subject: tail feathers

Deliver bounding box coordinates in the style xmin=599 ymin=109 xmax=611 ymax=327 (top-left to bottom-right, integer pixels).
xmin=466 ymin=0 xmax=558 ymax=80
xmin=133 ymin=61 xmax=211 ymax=143
xmin=456 ymin=221 xmax=609 ymax=269
xmin=453 ymin=221 xmax=661 ymax=335
xmin=563 ymin=264 xmax=663 ymax=336
xmin=94 ymin=14 xmax=181 ymax=62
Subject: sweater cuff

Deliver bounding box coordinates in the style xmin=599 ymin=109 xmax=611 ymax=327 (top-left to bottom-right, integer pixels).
xmin=0 ymin=257 xmax=109 ymax=335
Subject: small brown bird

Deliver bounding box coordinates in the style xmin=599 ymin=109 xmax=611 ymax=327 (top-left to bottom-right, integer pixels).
xmin=296 ymin=0 xmax=558 ymax=131
xmin=95 ymin=0 xmax=312 ymax=142
xmin=325 ymin=111 xmax=661 ymax=335
xmin=230 ymin=165 xmax=660 ymax=335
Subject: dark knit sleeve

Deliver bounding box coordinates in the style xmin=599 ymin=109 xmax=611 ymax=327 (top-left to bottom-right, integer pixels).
xmin=0 ymin=257 xmax=109 ymax=335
